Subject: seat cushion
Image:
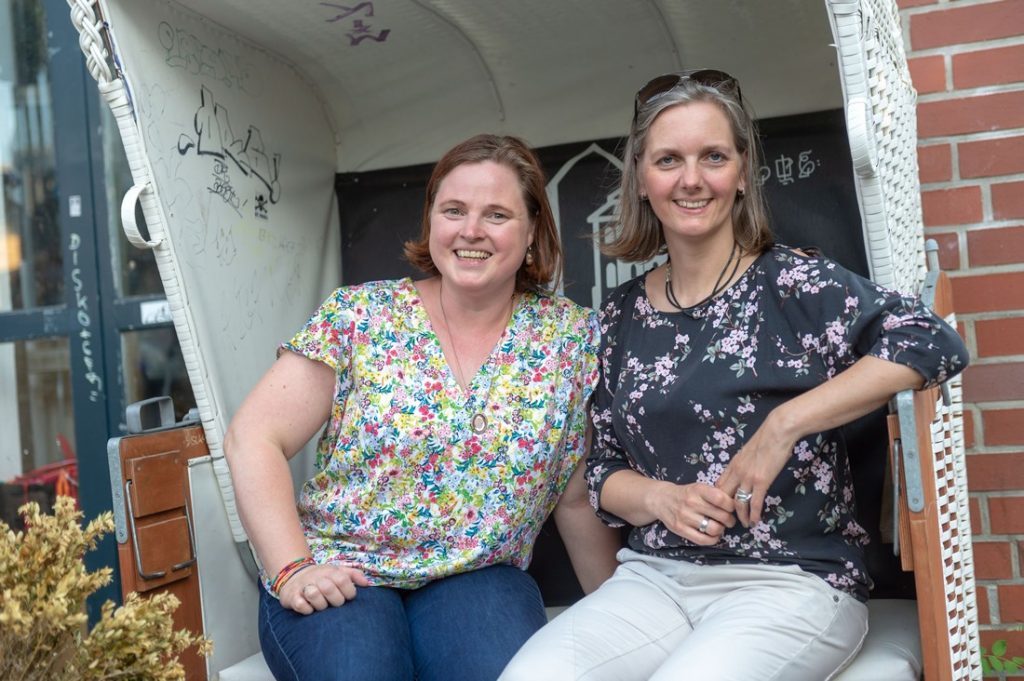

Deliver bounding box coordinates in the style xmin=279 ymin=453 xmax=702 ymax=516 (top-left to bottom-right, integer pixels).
xmin=214 ymin=601 xmax=921 ymax=680
xmin=835 ymin=599 xmax=922 ymax=681
xmin=216 ymin=652 xmax=275 ymax=681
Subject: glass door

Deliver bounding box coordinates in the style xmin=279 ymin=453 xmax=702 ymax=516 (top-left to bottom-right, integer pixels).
xmin=1 ymin=0 xmax=196 ymax=612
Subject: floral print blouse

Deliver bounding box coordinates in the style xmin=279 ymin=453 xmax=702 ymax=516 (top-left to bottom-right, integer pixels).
xmin=283 ymin=278 xmax=599 ymax=589
xmin=586 ymin=246 xmax=968 ymax=601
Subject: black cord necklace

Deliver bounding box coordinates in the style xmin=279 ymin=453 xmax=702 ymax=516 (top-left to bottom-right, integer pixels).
xmin=664 ymin=241 xmax=741 ymax=315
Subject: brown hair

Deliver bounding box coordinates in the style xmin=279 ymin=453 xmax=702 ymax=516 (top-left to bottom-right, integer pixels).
xmin=404 ymin=134 xmax=562 ymax=293
xmin=602 ymin=75 xmax=773 ymax=261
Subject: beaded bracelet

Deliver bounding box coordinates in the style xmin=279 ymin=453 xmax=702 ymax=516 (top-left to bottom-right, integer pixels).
xmin=270 ymin=556 xmax=316 ymax=597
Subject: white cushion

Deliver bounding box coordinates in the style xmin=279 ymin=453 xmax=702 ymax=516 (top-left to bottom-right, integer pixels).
xmin=835 ymin=599 xmax=922 ymax=681
xmin=216 ymin=652 xmax=275 ymax=681
xmin=214 ymin=600 xmax=921 ymax=680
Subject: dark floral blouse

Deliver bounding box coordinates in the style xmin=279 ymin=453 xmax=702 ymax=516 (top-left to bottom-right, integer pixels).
xmin=586 ymin=245 xmax=968 ymax=601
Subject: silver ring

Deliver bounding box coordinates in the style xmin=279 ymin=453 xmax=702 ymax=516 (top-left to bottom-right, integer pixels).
xmin=698 ymin=516 xmax=710 ymax=534
xmin=735 ymin=489 xmax=753 ymax=503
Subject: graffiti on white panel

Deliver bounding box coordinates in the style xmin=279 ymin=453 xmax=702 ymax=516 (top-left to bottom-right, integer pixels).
xmin=158 ymin=21 xmax=262 ymax=95
xmin=177 ymin=85 xmax=282 ymax=220
xmin=321 ymin=2 xmax=391 ymax=45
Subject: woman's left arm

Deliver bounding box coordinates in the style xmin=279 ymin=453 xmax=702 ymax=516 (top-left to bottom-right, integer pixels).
xmin=717 ymin=355 xmax=923 ymax=527
xmin=554 ymin=450 xmax=621 ymax=593
xmin=718 ymin=253 xmax=969 ymax=527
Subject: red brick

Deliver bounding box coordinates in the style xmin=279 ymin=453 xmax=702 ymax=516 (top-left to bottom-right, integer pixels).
xmin=910 ymin=1 xmax=1024 ymax=50
xmin=976 ymin=317 xmax=1024 ymax=357
xmin=980 ymin=630 xmax=1024 ymax=660
xmin=989 ymin=496 xmax=1024 ymax=534
xmin=918 ymin=91 xmax=1024 ymax=138
xmin=925 ymin=231 xmax=960 ymax=270
xmin=954 ymin=44 xmax=1024 ymax=89
xmin=963 ymin=363 xmax=1024 ymax=402
xmin=908 ymin=55 xmax=946 ymax=94
xmin=974 ymin=541 xmax=1014 ymax=579
xmin=993 ymin=181 xmax=1024 ymax=220
xmin=952 ymin=272 xmax=1024 ymax=313
xmin=967 ymin=225 xmax=1024 ymax=267
xmin=898 ymin=0 xmax=934 ymax=8
xmin=971 ymin=496 xmax=983 ymax=534
xmin=921 ymin=186 xmax=983 ymax=226
xmin=968 ymin=453 xmax=1024 ymax=490
xmin=965 ymin=409 xmax=976 ymax=449
xmin=960 ymin=136 xmax=1024 ymax=179
xmin=976 ymin=585 xmax=991 ymax=624
xmin=999 ymin=585 xmax=1024 ymax=622
xmin=918 ymin=144 xmax=952 ymax=184
xmin=982 ymin=409 xmax=1024 ymax=446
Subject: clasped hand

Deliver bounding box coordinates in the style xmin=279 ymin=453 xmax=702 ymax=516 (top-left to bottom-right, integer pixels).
xmin=279 ymin=564 xmax=370 ymax=615
xmin=715 ymin=409 xmax=798 ymax=528
xmin=648 ymin=480 xmax=737 ymax=545
xmin=649 ymin=410 xmax=798 ymax=538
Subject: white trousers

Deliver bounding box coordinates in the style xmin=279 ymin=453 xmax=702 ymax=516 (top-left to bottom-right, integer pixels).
xmin=500 ymin=549 xmax=868 ymax=681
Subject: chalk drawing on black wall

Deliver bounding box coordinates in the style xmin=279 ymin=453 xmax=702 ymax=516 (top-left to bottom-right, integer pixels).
xmin=546 ymin=142 xmax=664 ymax=309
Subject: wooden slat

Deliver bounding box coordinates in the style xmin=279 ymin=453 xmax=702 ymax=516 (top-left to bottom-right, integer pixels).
xmin=115 ymin=425 xmax=209 ymax=681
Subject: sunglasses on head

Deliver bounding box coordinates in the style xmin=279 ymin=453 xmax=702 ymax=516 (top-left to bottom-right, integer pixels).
xmin=633 ymin=69 xmax=742 ymax=119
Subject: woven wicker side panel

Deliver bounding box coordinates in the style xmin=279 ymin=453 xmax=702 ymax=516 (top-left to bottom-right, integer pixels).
xmin=828 ymin=0 xmax=926 ymax=295
xmin=928 ymin=371 xmax=982 ymax=680
xmin=860 ymin=0 xmax=926 ymax=294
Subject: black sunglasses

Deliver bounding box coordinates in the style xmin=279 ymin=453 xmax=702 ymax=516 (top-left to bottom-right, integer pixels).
xmin=633 ymin=69 xmax=743 ymax=119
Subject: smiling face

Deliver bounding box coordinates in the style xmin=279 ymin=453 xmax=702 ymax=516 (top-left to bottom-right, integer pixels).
xmin=638 ymin=101 xmax=746 ymax=248
xmin=428 ymin=160 xmax=534 ymax=297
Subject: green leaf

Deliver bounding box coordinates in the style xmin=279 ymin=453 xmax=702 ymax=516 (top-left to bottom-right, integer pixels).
xmin=1005 ymin=660 xmax=1019 ymax=672
xmin=981 ymin=658 xmax=992 ymax=675
xmin=991 ymin=658 xmax=1004 ymax=672
xmin=993 ymin=640 xmax=1008 ymax=656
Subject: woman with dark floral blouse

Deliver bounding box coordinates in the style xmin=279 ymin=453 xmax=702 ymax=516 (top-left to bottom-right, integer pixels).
xmin=501 ymin=71 xmax=967 ymax=680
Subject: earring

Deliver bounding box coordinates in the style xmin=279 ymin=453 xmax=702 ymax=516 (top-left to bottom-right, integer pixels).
xmin=737 ymin=188 xmax=746 ymax=198
xmin=525 ymin=247 xmax=535 ymax=266
xmin=640 ymin=193 xmax=648 ymax=201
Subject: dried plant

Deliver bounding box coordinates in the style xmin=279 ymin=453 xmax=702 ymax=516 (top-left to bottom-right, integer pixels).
xmin=0 ymin=496 xmax=211 ymax=680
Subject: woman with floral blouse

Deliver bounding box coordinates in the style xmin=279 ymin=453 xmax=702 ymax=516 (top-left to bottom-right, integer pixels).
xmin=225 ymin=134 xmax=619 ymax=681
xmin=501 ymin=72 xmax=967 ymax=680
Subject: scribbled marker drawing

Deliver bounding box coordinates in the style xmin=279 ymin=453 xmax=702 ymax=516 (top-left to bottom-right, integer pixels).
xmin=320 ymin=2 xmax=374 ymax=21
xmin=177 ymin=85 xmax=282 ymax=204
xmin=158 ymin=21 xmax=261 ymax=94
xmin=347 ymin=20 xmax=390 ymax=45
xmin=321 ymin=2 xmax=391 ymax=45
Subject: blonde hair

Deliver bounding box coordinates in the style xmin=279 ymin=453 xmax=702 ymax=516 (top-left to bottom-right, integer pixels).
xmin=603 ymin=77 xmax=773 ymax=261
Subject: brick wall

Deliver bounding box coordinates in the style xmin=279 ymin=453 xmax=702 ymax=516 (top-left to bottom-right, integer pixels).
xmin=900 ymin=0 xmax=1024 ymax=664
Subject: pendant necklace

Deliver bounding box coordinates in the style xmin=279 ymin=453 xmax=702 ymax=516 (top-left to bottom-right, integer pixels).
xmin=665 ymin=241 xmax=741 ymax=316
xmin=437 ymin=280 xmax=514 ymax=435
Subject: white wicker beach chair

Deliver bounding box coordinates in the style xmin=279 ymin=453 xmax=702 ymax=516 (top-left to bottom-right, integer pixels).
xmin=69 ymin=0 xmax=980 ymax=678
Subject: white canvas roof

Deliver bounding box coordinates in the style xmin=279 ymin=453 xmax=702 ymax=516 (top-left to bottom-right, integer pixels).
xmin=165 ymin=0 xmax=844 ymax=171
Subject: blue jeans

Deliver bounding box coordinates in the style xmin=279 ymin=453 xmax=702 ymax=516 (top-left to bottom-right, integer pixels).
xmin=258 ymin=564 xmax=547 ymax=681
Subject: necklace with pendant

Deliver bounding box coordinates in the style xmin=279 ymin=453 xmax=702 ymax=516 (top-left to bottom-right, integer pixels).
xmin=665 ymin=241 xmax=741 ymax=316
xmin=437 ymin=280 xmax=515 ymax=435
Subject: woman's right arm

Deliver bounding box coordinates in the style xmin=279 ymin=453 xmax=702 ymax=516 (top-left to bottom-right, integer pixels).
xmin=586 ymin=360 xmax=735 ymax=546
xmin=599 ymin=470 xmax=735 ymax=546
xmin=224 ymin=350 xmax=367 ymax=614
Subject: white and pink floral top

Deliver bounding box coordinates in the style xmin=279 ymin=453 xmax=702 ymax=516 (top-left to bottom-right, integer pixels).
xmin=587 ymin=246 xmax=967 ymax=601
xmin=284 ymin=278 xmax=599 ymax=589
